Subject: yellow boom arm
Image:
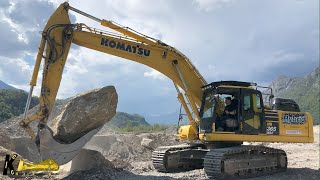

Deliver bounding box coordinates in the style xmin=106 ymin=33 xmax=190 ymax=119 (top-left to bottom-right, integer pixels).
xmin=21 ymin=2 xmax=206 ymax=144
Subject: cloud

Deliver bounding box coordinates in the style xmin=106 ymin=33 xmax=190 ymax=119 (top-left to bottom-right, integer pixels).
xmin=192 ymin=0 xmax=234 ymax=12
xmin=0 ymin=56 xmax=32 ymax=84
xmin=144 ymin=69 xmax=166 ymax=80
xmin=0 ymin=0 xmax=57 ymax=57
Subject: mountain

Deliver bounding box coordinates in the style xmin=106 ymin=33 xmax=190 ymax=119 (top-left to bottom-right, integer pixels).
xmin=0 ymin=80 xmax=17 ymax=90
xmin=143 ymin=111 xmax=179 ymax=125
xmin=108 ymin=112 xmax=150 ymax=128
xmin=269 ymin=67 xmax=319 ymax=124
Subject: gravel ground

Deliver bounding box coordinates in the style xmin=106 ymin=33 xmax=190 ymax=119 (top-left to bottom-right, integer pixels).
xmin=59 ymin=126 xmax=319 ymax=180
xmin=0 ymin=126 xmax=318 ymax=180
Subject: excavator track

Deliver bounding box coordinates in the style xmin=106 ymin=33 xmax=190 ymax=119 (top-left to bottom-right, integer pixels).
xmin=152 ymin=144 xmax=208 ymax=172
xmin=152 ymin=146 xmax=170 ymax=172
xmin=203 ymin=145 xmax=287 ymax=179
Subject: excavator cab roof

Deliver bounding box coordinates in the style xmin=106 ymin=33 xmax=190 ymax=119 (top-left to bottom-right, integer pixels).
xmin=202 ymin=81 xmax=257 ymax=90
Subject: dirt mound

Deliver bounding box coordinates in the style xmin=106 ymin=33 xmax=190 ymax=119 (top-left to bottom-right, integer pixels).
xmin=0 ymin=129 xmax=13 ymax=149
xmin=0 ymin=129 xmax=40 ymax=162
xmin=11 ymin=137 xmax=40 ymax=162
xmin=85 ymin=132 xmax=179 ymax=169
xmin=63 ymin=167 xmax=134 ymax=180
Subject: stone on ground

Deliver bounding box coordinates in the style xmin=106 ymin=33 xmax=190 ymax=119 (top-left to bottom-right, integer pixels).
xmin=141 ymin=138 xmax=155 ymax=149
xmin=70 ymin=149 xmax=114 ymax=174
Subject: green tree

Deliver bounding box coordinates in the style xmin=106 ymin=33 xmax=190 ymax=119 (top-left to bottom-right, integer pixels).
xmin=0 ymin=90 xmax=39 ymax=122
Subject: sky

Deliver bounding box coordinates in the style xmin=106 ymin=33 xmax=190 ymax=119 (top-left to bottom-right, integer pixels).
xmin=0 ymin=0 xmax=319 ymax=124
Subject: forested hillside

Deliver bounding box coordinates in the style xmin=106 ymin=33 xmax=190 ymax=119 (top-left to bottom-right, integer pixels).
xmin=0 ymin=89 xmax=39 ymax=122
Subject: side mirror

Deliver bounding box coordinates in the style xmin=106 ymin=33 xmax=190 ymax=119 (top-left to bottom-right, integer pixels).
xmin=268 ymin=94 xmax=274 ymax=109
xmin=269 ymin=94 xmax=275 ymax=100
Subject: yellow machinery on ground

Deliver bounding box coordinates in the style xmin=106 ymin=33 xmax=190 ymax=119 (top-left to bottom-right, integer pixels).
xmin=20 ymin=2 xmax=314 ymax=179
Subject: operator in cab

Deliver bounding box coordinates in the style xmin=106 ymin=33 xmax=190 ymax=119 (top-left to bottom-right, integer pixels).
xmin=216 ymin=97 xmax=238 ymax=131
xmin=224 ymin=97 xmax=236 ymax=117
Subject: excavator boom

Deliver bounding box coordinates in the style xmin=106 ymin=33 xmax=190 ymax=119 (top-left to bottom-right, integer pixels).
xmin=21 ymin=2 xmax=206 ymax=165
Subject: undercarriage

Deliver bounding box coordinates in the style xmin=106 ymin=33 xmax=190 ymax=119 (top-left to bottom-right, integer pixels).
xmin=152 ymin=143 xmax=287 ymax=179
xmin=152 ymin=143 xmax=208 ymax=172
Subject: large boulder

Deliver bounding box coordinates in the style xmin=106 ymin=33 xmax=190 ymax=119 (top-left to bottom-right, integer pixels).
xmin=52 ymin=86 xmax=118 ymax=143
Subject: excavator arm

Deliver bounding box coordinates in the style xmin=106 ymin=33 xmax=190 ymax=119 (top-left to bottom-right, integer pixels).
xmin=20 ymin=2 xmax=207 ymax=165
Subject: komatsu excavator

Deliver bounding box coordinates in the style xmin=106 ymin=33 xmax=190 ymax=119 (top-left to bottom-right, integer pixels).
xmin=21 ymin=2 xmax=314 ymax=179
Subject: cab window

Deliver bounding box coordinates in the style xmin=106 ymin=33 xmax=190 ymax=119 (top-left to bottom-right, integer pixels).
xmin=256 ymin=94 xmax=262 ymax=109
xmin=201 ymin=92 xmax=216 ymax=118
xmin=244 ymin=95 xmax=251 ymax=110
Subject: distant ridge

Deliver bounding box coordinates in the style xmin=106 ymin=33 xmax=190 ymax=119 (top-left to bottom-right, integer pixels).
xmin=0 ymin=80 xmax=17 ymax=90
xmin=269 ymin=67 xmax=319 ymax=124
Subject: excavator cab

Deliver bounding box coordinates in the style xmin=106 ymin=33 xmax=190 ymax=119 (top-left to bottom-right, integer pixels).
xmin=199 ymin=81 xmax=266 ymax=135
xmin=198 ymin=81 xmax=313 ymax=144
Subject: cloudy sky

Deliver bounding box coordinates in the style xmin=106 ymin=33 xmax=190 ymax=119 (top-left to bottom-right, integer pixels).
xmin=0 ymin=0 xmax=318 ymax=123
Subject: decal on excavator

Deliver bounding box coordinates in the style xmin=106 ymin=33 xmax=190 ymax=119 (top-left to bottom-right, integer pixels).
xmin=285 ymin=130 xmax=302 ymax=134
xmin=266 ymin=122 xmax=279 ymax=135
xmin=101 ymin=38 xmax=151 ymax=57
xmin=282 ymin=113 xmax=306 ymax=124
xmin=2 ymin=153 xmax=59 ymax=176
xmin=2 ymin=154 xmax=18 ymax=175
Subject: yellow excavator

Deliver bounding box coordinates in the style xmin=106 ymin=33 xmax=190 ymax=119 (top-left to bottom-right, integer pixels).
xmin=20 ymin=2 xmax=314 ymax=179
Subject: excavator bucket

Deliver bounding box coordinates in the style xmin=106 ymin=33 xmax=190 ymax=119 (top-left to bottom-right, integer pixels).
xmin=37 ymin=124 xmax=100 ymax=165
xmin=19 ymin=2 xmax=98 ymax=166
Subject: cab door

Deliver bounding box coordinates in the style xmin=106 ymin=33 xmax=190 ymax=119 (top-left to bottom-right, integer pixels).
xmin=240 ymin=89 xmax=260 ymax=134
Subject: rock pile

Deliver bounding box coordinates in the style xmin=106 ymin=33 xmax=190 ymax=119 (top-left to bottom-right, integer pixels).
xmin=84 ymin=132 xmax=179 ymax=169
xmin=0 ymin=129 xmax=13 ymax=150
